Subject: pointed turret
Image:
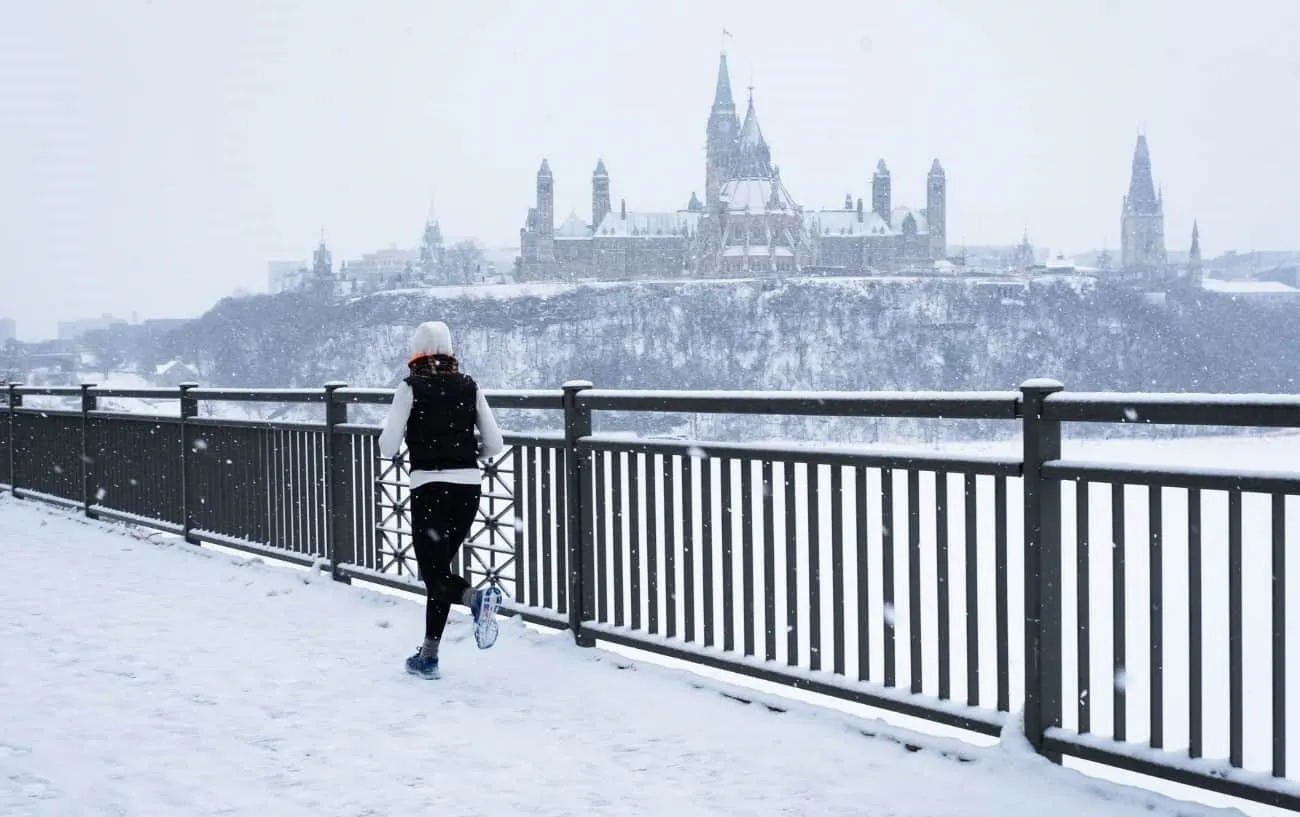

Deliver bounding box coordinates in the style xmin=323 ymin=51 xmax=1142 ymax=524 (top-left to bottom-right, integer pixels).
xmin=1120 ymin=133 xmax=1167 ymax=271
xmin=1126 ymin=134 xmax=1159 ymax=215
xmin=705 ymin=51 xmax=742 ymax=208
xmin=1188 ymin=220 xmax=1202 ymax=282
xmin=731 ymin=89 xmax=773 ymax=178
xmin=712 ymin=51 xmax=736 ymax=113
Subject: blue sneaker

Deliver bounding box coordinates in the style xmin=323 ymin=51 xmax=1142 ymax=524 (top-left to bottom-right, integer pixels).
xmin=405 ymin=650 xmax=440 ymax=680
xmin=469 ymin=586 xmax=504 ymax=650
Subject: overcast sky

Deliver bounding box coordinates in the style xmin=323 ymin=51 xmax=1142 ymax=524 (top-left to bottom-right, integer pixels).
xmin=1 ymin=0 xmax=1296 ymax=340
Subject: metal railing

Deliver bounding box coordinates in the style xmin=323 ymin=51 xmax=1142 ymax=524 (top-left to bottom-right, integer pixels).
xmin=1 ymin=378 xmax=1296 ymax=812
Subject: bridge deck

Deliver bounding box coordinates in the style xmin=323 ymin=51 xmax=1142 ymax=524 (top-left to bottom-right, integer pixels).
xmin=0 ymin=498 xmax=1232 ymax=817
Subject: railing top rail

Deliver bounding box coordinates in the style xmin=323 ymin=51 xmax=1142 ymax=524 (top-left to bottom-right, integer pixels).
xmin=1044 ymin=391 xmax=1300 ymax=428
xmin=87 ymin=387 xmax=180 ymax=400
xmin=331 ymin=386 xmax=564 ymax=410
xmin=576 ymin=388 xmax=1024 ymax=420
xmin=8 ymin=385 xmax=83 ymax=397
xmin=184 ymin=387 xmax=327 ymax=403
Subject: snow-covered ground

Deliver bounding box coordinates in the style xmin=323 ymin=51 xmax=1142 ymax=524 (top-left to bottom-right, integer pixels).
xmin=0 ymin=498 xmax=1250 ymax=817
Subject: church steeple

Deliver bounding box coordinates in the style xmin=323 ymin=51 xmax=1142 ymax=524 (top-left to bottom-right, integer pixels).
xmin=712 ymin=51 xmax=736 ymax=113
xmin=731 ymin=88 xmax=774 ymax=178
xmin=1120 ymin=132 xmax=1167 ymax=271
xmin=705 ymin=51 xmax=742 ymax=209
xmin=1188 ymin=220 xmax=1202 ymax=283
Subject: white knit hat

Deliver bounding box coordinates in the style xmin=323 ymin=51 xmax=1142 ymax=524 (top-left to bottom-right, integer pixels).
xmin=408 ymin=321 xmax=453 ymax=358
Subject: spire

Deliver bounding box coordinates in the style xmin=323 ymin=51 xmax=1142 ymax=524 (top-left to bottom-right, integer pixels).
xmin=538 ymin=158 xmax=552 ymax=178
xmin=712 ymin=52 xmax=735 ymax=112
xmin=929 ymin=158 xmax=944 ymax=177
xmin=875 ymin=159 xmax=889 ymax=177
xmin=593 ymin=158 xmax=608 ymax=178
xmin=1126 ymin=134 xmax=1159 ymax=214
xmin=731 ymin=89 xmax=773 ymax=178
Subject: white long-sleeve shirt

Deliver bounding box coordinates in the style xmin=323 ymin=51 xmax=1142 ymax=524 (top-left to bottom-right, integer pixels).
xmin=378 ymin=381 xmax=505 ymax=488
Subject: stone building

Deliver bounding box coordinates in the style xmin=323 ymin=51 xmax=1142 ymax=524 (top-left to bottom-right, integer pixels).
xmin=516 ymin=51 xmax=948 ymax=281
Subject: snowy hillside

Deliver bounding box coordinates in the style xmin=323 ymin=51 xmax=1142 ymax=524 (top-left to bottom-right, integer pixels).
xmin=94 ymin=275 xmax=1300 ymax=440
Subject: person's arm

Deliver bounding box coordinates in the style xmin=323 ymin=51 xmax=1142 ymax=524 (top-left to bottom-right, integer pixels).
xmin=475 ymin=389 xmax=505 ymax=460
xmin=378 ymin=381 xmax=413 ymax=459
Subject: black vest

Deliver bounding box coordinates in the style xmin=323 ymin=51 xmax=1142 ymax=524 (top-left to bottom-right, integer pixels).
xmin=403 ymin=372 xmax=479 ymax=471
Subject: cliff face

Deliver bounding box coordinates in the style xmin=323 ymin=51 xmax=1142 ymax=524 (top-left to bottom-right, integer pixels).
xmin=136 ymin=277 xmax=1300 ymax=441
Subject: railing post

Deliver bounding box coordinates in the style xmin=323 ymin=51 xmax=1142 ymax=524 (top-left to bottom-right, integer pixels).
xmin=324 ymin=382 xmax=353 ymax=583
xmin=80 ymin=383 xmax=97 ymax=518
xmin=1021 ymin=377 xmax=1064 ymax=761
xmin=178 ymin=383 xmax=199 ymax=543
xmin=562 ymin=380 xmax=595 ymax=646
xmin=6 ymin=383 xmax=20 ymax=497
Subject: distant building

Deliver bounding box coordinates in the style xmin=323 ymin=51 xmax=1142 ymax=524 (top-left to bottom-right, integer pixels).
xmin=1120 ymin=134 xmax=1167 ymax=273
xmin=516 ymin=50 xmax=948 ymax=282
xmin=0 ymin=318 xmax=15 ymax=344
xmin=57 ymin=313 xmax=128 ymax=341
xmin=268 ymin=260 xmax=307 ymax=294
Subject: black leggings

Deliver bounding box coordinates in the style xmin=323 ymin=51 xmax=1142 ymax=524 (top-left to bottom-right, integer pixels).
xmin=409 ymin=481 xmax=482 ymax=644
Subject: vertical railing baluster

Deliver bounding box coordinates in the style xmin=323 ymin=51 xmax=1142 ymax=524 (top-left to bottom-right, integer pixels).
xmin=741 ymin=459 xmax=755 ymax=658
xmin=595 ymin=450 xmax=608 ymax=623
xmin=830 ymin=464 xmax=846 ymax=676
xmin=647 ymin=452 xmax=661 ymax=636
xmin=907 ymin=468 xmax=922 ymax=694
xmin=964 ymin=473 xmax=979 ymax=706
xmin=1187 ymin=488 xmax=1203 ymax=759
xmin=936 ymin=471 xmax=951 ymax=700
xmin=1077 ymin=479 xmax=1092 ymax=734
xmin=683 ymin=450 xmax=697 ymax=643
xmin=665 ymin=453 xmax=678 ymax=639
xmin=628 ymin=451 xmax=643 ymax=631
xmin=882 ymin=467 xmax=896 ymax=687
xmin=1271 ymin=492 xmax=1287 ymax=779
xmin=701 ymin=455 xmax=715 ymax=648
xmin=808 ymin=463 xmax=822 ymax=673
xmin=612 ymin=451 xmax=626 ymax=628
xmin=762 ymin=459 xmax=777 ymax=662
xmin=995 ymin=474 xmax=1010 ymax=712
xmin=785 ymin=461 xmax=800 ymax=667
xmin=1228 ymin=490 xmax=1243 ymax=768
xmin=721 ymin=457 xmax=736 ymax=653
xmin=1112 ymin=482 xmax=1127 ymax=742
xmin=856 ymin=465 xmax=871 ymax=683
xmin=1149 ymin=485 xmax=1164 ymax=749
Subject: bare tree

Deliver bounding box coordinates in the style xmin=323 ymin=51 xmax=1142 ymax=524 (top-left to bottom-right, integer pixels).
xmin=444 ymin=240 xmax=484 ymax=285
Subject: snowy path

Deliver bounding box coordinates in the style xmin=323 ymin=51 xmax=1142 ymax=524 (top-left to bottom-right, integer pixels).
xmin=0 ymin=497 xmax=1241 ymax=817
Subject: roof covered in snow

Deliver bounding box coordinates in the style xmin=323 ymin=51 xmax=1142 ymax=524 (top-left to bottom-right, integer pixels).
xmin=593 ymin=210 xmax=701 ymax=238
xmin=719 ymin=176 xmax=799 ymax=213
xmin=555 ymin=211 xmax=592 ymax=239
xmin=1202 ymin=278 xmax=1300 ymax=294
xmin=806 ymin=206 xmax=929 ymax=237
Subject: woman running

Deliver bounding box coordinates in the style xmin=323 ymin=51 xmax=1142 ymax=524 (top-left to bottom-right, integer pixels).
xmin=379 ymin=320 xmax=505 ymax=679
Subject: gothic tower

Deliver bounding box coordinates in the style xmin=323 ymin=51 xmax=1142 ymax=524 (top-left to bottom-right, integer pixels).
xmin=536 ymin=159 xmax=555 ymax=261
xmin=592 ymin=159 xmax=611 ymax=231
xmin=1120 ymin=134 xmax=1167 ymax=271
xmin=872 ymin=160 xmax=891 ymax=226
xmin=1188 ymin=220 xmax=1202 ymax=284
xmin=705 ymin=52 xmax=740 ymax=209
xmin=926 ymin=159 xmax=947 ymax=260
